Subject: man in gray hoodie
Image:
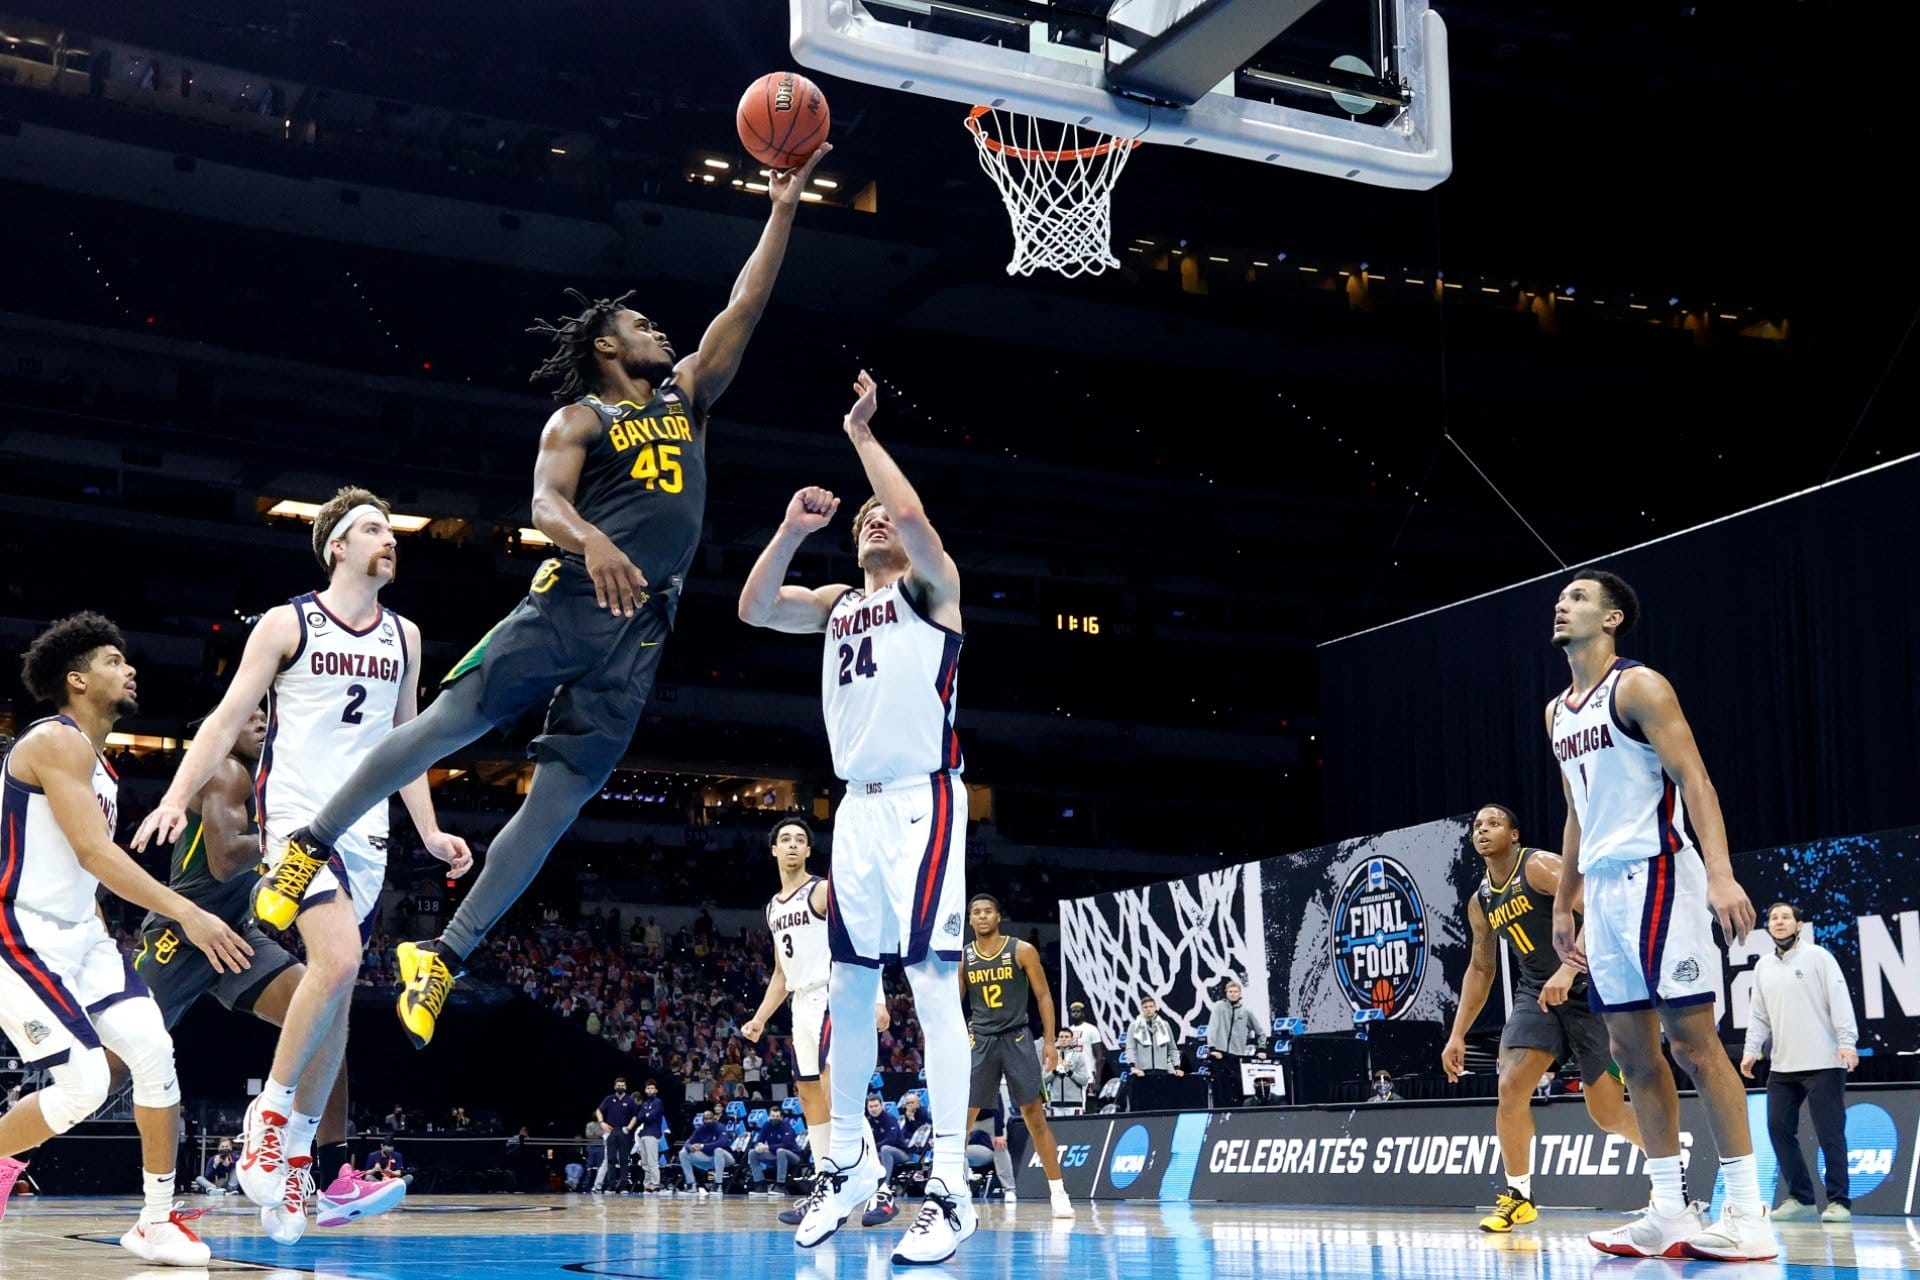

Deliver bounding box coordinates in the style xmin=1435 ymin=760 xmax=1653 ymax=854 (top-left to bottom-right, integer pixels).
xmin=1741 ymin=902 xmax=1859 ymax=1223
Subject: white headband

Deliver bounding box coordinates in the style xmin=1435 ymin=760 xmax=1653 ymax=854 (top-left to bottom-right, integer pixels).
xmin=323 ymin=503 xmax=386 ymax=566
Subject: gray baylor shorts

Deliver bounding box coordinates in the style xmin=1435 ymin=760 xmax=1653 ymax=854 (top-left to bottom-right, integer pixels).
xmin=1500 ymin=985 xmax=1616 ymax=1086
xmin=969 ymin=1027 xmax=1045 ymax=1110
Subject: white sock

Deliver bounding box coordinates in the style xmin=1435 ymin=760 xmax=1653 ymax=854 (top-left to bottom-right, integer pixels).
xmin=1048 ymin=1177 xmax=1067 ymax=1199
xmin=825 ymin=965 xmax=882 ymax=1168
xmin=1720 ymin=1154 xmax=1761 ymax=1213
xmin=904 ymin=958 xmax=970 ymax=1192
xmin=1508 ymin=1172 xmax=1532 ymax=1200
xmin=260 ymin=1078 xmax=296 ymax=1120
xmin=811 ymin=1121 xmax=831 ymax=1173
xmin=1647 ymin=1154 xmax=1686 ymax=1215
xmin=142 ymin=1169 xmax=176 ymax=1224
xmin=286 ymin=1111 xmax=322 ymax=1161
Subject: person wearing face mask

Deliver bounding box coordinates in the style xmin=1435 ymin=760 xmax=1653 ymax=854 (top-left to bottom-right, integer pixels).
xmin=1741 ymin=902 xmax=1859 ymax=1223
xmin=633 ymin=1079 xmax=668 ymax=1194
xmin=593 ymin=1076 xmax=639 ymax=1194
xmin=1368 ymin=1071 xmax=1403 ymax=1102
xmin=196 ymin=1138 xmax=239 ymax=1195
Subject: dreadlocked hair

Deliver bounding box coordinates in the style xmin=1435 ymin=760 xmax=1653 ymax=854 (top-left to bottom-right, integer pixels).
xmin=526 ymin=287 xmax=636 ymax=402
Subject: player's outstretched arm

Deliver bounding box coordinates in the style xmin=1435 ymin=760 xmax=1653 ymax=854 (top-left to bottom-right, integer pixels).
xmin=1615 ymin=666 xmax=1754 ymax=941
xmin=15 ymin=728 xmax=252 ymax=972
xmin=1550 ymin=769 xmax=1589 ymax=975
xmin=742 ymin=947 xmax=791 ymax=1042
xmin=1522 ymin=850 xmax=1585 ymax=1009
xmin=134 ymin=605 xmax=298 ymax=850
xmin=532 ymin=403 xmax=650 ymax=618
xmin=840 ymin=371 xmax=960 ymax=622
xmin=1018 ymin=940 xmax=1061 ymax=1072
xmin=393 ymin=616 xmax=473 ymax=877
xmin=1442 ymin=895 xmax=1497 ymax=1080
xmin=674 ymin=144 xmax=833 ymax=416
xmin=200 ymin=755 xmax=264 ymax=883
xmin=737 ymin=486 xmax=849 ymax=633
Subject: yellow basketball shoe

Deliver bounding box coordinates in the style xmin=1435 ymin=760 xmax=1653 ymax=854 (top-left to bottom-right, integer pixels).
xmin=1480 ymin=1188 xmax=1540 ymax=1233
xmin=395 ymin=940 xmax=457 ymax=1049
xmin=255 ymin=830 xmax=330 ymax=930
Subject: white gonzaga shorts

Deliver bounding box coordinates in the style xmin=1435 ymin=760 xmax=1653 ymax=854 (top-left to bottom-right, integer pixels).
xmin=827 ymin=771 xmax=967 ymax=969
xmin=0 ymin=910 xmax=147 ymax=1064
xmin=791 ymin=984 xmax=829 ymax=1081
xmin=1583 ymin=848 xmax=1722 ymax=1013
xmin=263 ymin=820 xmax=387 ymax=928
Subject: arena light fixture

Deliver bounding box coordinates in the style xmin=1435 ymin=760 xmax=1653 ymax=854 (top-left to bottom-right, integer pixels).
xmin=264 ymin=499 xmax=430 ymax=532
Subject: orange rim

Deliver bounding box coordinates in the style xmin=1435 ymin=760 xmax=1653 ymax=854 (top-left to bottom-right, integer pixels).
xmin=966 ymin=106 xmax=1137 ymax=162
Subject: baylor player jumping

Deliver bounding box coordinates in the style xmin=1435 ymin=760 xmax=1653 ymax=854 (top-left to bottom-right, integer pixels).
xmin=1442 ymin=805 xmax=1643 ymax=1232
xmin=249 ymin=143 xmax=835 ymax=1050
xmin=962 ymin=894 xmax=1073 ymax=1219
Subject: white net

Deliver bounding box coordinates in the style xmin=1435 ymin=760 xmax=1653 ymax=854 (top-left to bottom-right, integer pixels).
xmin=1059 ymin=862 xmax=1267 ymax=1050
xmin=964 ymin=107 xmax=1140 ymax=279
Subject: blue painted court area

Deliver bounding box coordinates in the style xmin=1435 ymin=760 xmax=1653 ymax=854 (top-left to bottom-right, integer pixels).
xmin=58 ymin=1201 xmax=1920 ymax=1280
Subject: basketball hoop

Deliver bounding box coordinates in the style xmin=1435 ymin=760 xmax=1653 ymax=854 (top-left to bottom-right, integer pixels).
xmin=964 ymin=106 xmax=1140 ymax=279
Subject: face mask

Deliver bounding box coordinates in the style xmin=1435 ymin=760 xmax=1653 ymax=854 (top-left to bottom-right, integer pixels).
xmin=615 ymin=1086 xmax=627 ymax=1094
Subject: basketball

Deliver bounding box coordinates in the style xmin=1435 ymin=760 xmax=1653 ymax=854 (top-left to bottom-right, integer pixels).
xmin=736 ymin=71 xmax=830 ymax=171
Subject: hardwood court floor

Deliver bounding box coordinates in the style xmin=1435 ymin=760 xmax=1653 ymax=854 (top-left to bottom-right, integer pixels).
xmin=1 ymin=1194 xmax=1914 ymax=1280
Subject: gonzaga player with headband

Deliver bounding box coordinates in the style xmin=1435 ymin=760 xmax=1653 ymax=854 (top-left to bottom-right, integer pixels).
xmin=0 ymin=613 xmax=251 ymax=1263
xmin=134 ymin=487 xmax=471 ymax=1243
xmin=738 ymin=371 xmax=976 ymax=1265
xmin=1545 ymin=569 xmax=1776 ymax=1262
xmin=739 ymin=816 xmax=889 ymax=1223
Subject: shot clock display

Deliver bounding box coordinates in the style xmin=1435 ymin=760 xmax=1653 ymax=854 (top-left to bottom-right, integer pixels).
xmin=1055 ymin=613 xmax=1100 ymax=635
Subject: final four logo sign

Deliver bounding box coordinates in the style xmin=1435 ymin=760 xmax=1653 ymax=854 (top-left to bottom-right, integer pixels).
xmin=1331 ymin=855 xmax=1428 ymax=1017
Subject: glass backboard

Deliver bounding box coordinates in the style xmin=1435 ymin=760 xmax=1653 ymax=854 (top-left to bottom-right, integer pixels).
xmin=790 ymin=0 xmax=1450 ymax=188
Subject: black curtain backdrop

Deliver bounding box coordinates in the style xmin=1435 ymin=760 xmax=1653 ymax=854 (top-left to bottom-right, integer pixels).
xmin=1319 ymin=454 xmax=1920 ymax=853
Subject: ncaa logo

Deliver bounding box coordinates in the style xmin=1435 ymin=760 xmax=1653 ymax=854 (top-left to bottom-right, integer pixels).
xmin=1109 ymin=1125 xmax=1150 ymax=1190
xmin=1331 ymin=855 xmax=1427 ymax=1018
xmin=1817 ymin=1103 xmax=1898 ymax=1201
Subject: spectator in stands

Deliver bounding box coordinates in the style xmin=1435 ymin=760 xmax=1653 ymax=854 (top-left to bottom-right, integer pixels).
xmin=384 ymin=1103 xmax=408 ymax=1133
xmin=1126 ymin=997 xmax=1182 ymax=1076
xmin=747 ymin=1108 xmax=804 ymax=1193
xmin=634 ymin=1079 xmax=667 ymax=1194
xmin=964 ymin=1106 xmax=1017 ymax=1198
xmin=583 ymin=1118 xmax=606 ymax=1182
xmin=195 ymin=1138 xmax=238 ymax=1195
xmin=1048 ymin=1029 xmax=1094 ymax=1115
xmin=1368 ymin=1070 xmax=1403 ymax=1102
xmin=1742 ymin=902 xmax=1860 ymax=1223
xmin=1206 ymin=978 xmax=1261 ymax=1108
xmin=677 ymin=1109 xmax=734 ymax=1196
xmin=1066 ymin=1001 xmax=1106 ymax=1092
xmin=865 ymin=1094 xmax=910 ymax=1211
xmin=897 ymin=1091 xmax=930 ymax=1148
xmin=594 ymin=1076 xmax=638 ymax=1194
xmin=365 ymin=1140 xmax=408 ymax=1183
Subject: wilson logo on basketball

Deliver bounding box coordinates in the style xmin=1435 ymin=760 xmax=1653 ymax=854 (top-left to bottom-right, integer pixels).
xmin=1330 ymin=855 xmax=1428 ymax=1018
xmin=774 ymin=74 xmax=795 ymax=113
